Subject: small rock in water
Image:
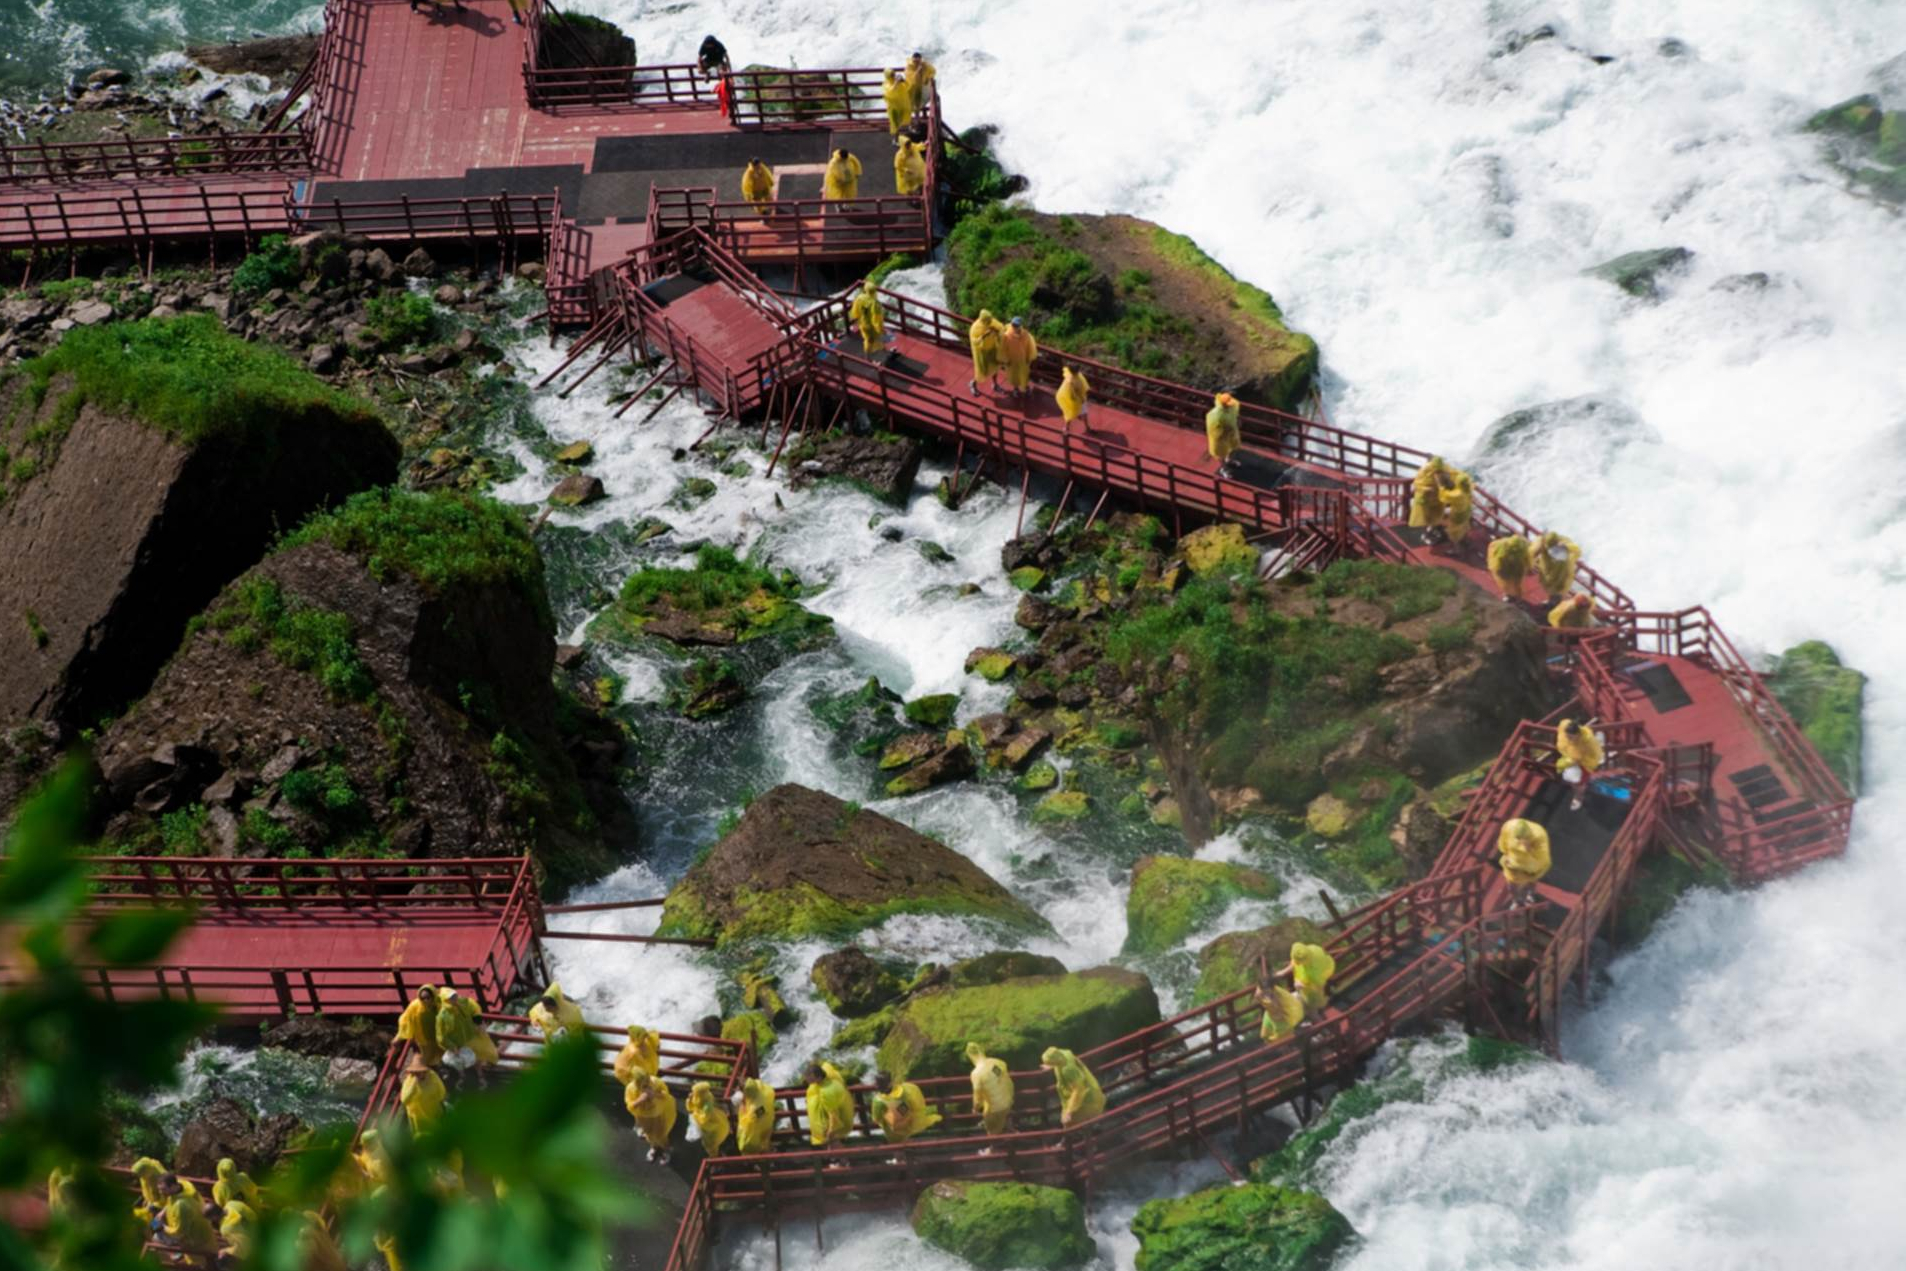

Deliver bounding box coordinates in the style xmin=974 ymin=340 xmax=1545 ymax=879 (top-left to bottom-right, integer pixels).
xmin=549 ymin=474 xmax=606 ymax=507
xmin=401 ymin=247 xmax=437 ymax=278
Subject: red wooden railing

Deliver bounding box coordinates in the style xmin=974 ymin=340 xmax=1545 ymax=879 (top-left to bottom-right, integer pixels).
xmin=77 ymin=854 xmax=534 ymax=908
xmin=288 ymin=189 xmax=556 ymax=243
xmin=648 ymin=187 xmax=932 ymax=265
xmin=0 ymin=132 xmax=310 ymax=185
xmin=0 ymin=180 xmax=292 ymax=251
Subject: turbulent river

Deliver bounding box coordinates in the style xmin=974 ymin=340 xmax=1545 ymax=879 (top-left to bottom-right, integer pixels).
xmin=18 ymin=0 xmax=1906 ymax=1265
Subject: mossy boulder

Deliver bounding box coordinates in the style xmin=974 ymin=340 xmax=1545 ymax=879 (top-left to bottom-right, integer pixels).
xmin=1766 ymin=640 xmax=1864 ymax=794
xmin=1802 ymin=93 xmax=1906 ymax=204
xmin=1032 ymin=789 xmax=1091 ymax=823
xmin=942 ymin=207 xmax=1318 ymax=410
xmin=1130 ymin=1183 xmax=1353 ymax=1271
xmin=812 ymin=676 xmax=905 ymax=757
xmin=1123 ymin=856 xmax=1282 ymax=956
xmin=1304 ymin=794 xmax=1353 ymax=838
xmin=1178 ymin=523 xmax=1260 ymax=577
xmin=904 ymin=693 xmax=960 ymax=727
xmin=1010 ymin=566 xmax=1047 ymax=592
xmin=656 ymin=783 xmax=1046 ymax=946
xmin=1583 ymin=247 xmax=1694 ymax=300
xmin=1192 ymin=915 xmax=1333 ymax=1005
xmin=1808 ymin=93 xmax=1885 ymax=137
xmin=590 ymin=543 xmax=832 ymax=649
xmin=876 ymin=965 xmax=1161 ymax=1079
xmin=912 ymin=1180 xmax=1095 ymax=1270
xmin=554 ymin=439 xmax=594 ymax=464
xmin=948 ymin=950 xmax=1068 ymax=987
xmin=965 ymin=647 xmax=1017 ymax=682
xmin=811 ymin=947 xmax=905 ymax=1018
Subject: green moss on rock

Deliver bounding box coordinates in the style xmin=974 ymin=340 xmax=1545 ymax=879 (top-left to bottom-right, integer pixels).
xmin=904 ymin=693 xmax=960 ymax=727
xmin=913 ymin=1180 xmax=1095 ymax=1270
xmin=1130 ymin=1182 xmax=1353 ymax=1271
xmin=1123 ymin=856 xmax=1281 ymax=956
xmin=592 ymin=544 xmax=831 ymax=649
xmin=1032 ymin=789 xmax=1091 ymax=822
xmin=876 ymin=965 xmax=1160 ymax=1080
xmin=1766 ymin=640 xmax=1865 ymax=794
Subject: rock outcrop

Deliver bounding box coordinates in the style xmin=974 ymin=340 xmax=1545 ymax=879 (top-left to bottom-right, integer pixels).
xmin=171 ymin=1097 xmax=306 ymax=1179
xmin=913 ymin=1180 xmax=1096 ymax=1270
xmin=0 ymin=317 xmax=396 ymax=730
xmin=876 ymin=965 xmax=1160 ymax=1080
xmin=1582 ymin=247 xmax=1694 ymax=300
xmin=1129 ymin=1182 xmax=1354 ymax=1271
xmin=943 ymin=207 xmax=1319 ymax=411
xmin=657 ymin=784 xmax=1045 ymax=946
xmin=1766 ymin=640 xmax=1865 ymax=794
xmin=1123 ymin=857 xmax=1282 ymax=956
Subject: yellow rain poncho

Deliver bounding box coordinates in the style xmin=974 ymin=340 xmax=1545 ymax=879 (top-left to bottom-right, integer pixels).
xmin=1486 ymin=534 xmax=1532 ymax=599
xmin=1290 ymin=942 xmax=1336 ymax=1013
xmin=1533 ymin=532 xmax=1581 ymax=600
xmin=735 ymin=1077 xmax=777 ymax=1154
xmin=47 ymin=1166 xmax=75 ymax=1218
xmin=740 ymin=160 xmax=775 ymax=215
xmin=220 ymin=1201 xmax=258 ymax=1260
xmin=1549 ymin=593 xmax=1596 ymax=629
xmin=1439 ymin=471 xmax=1475 ymax=545
xmin=614 ymin=1025 xmax=661 ymax=1086
xmin=1255 ymin=983 xmax=1305 ymax=1042
xmin=894 ymin=138 xmax=927 ymax=196
xmin=905 ymin=54 xmax=936 ymax=113
xmin=1408 ymin=457 xmax=1449 ymax=529
xmin=435 ymin=988 xmax=500 ymax=1066
xmin=529 ymin=984 xmax=586 ymax=1041
xmin=882 ymin=68 xmax=912 ymax=136
xmin=966 ymin=1042 xmax=1015 ymax=1135
xmin=130 ymin=1157 xmax=166 ymax=1220
xmin=1206 ymin=392 xmax=1241 ymax=464
xmin=300 ymin=1211 xmax=348 ymax=1271
xmin=399 ymin=1062 xmax=447 ymax=1135
xmin=354 ymin=1128 xmax=394 ymax=1190
xmin=969 ymin=309 xmax=1005 ymax=385
xmin=1056 ymin=367 xmax=1090 ymax=424
xmin=624 ymin=1071 xmax=679 ymax=1153
xmin=686 ymin=1081 xmax=732 ymax=1157
xmin=871 ymin=1078 xmax=941 ymax=1144
xmin=372 ymin=1200 xmax=405 ymax=1271
xmin=213 ymin=1158 xmax=260 ymax=1211
xmin=162 ymin=1179 xmax=218 ymax=1259
xmin=805 ymin=1062 xmax=856 ymax=1147
xmin=1040 ymin=1047 xmax=1105 ymax=1127
xmin=823 ymin=149 xmax=863 ymax=201
xmin=999 ymin=321 xmax=1037 ymax=391
xmin=848 ymin=281 xmax=886 ymax=355
xmin=1556 ymin=720 xmax=1605 ymax=779
xmin=1497 ymin=818 xmax=1552 ymax=886
xmin=396 ymin=986 xmax=445 ymax=1068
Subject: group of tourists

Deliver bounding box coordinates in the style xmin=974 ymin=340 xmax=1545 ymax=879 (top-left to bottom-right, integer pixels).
xmin=1251 ymin=941 xmax=1338 ymax=1043
xmin=1411 ymin=456 xmax=1595 ymax=626
xmin=69 ymin=1153 xmax=344 ymax=1270
xmin=729 ymin=50 xmax=935 ymax=212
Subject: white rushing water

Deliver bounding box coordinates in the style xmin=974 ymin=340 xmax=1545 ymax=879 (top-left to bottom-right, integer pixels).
xmin=513 ymin=0 xmax=1906 ymax=1265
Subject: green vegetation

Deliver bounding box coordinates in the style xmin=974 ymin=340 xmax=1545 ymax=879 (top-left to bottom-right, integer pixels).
xmin=875 ymin=966 xmax=1158 ymax=1079
xmin=24 ymin=609 xmax=48 ymax=649
xmin=913 ymin=1181 xmax=1095 ymax=1270
xmin=1766 ymin=640 xmax=1865 ymax=794
xmin=158 ymin=803 xmax=210 ymax=855
xmin=1123 ymin=856 xmax=1281 ymax=956
xmin=364 ymin=291 xmax=435 ymax=348
xmin=196 ymin=575 xmax=377 ymax=704
xmin=232 ymin=233 xmax=302 ymax=295
xmin=284 ymin=487 xmax=547 ymax=623
xmin=4 ymin=314 xmax=379 ymax=453
xmin=866 ymin=252 xmax=920 ymax=286
xmin=1310 ymin=558 xmax=1458 ymax=623
xmin=598 ymin=544 xmax=829 ymax=647
xmin=940 ymin=128 xmax=1025 ymax=226
xmin=1130 ymin=1183 xmax=1353 ymax=1271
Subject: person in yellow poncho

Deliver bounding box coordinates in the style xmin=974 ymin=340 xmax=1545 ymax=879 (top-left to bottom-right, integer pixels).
xmin=624 ymin=1070 xmax=679 ymax=1164
xmin=894 ymin=138 xmax=927 ymax=196
xmin=1549 ymin=592 xmax=1596 ymax=630
xmin=354 ymin=1127 xmax=394 ymax=1191
xmin=1532 ymin=531 xmax=1581 ymax=601
xmin=1438 ymin=470 xmax=1475 ymax=550
xmin=823 ymin=148 xmax=862 ymax=201
xmin=882 ymin=68 xmax=912 ymax=140
xmin=1254 ymin=982 xmax=1305 ymax=1042
xmin=371 ymin=1189 xmax=405 ymax=1271
xmin=212 ymin=1158 xmax=260 ymax=1211
xmin=435 ymin=987 xmax=501 ymax=1084
xmin=904 ymin=52 xmax=936 ymax=113
xmin=804 ymin=1062 xmax=856 ymax=1148
xmin=47 ymin=1165 xmax=76 ymax=1218
xmin=1556 ymin=718 xmax=1606 ymax=811
xmin=1056 ymin=366 xmax=1091 ymax=430
xmin=1288 ymin=942 xmax=1336 ymax=1012
xmin=396 ymin=984 xmax=445 ymax=1068
xmin=740 ymin=158 xmax=775 ymax=216
xmin=734 ymin=1077 xmax=777 ymax=1154
xmin=847 ymin=279 xmax=886 ymax=355
xmin=1040 ymin=1047 xmax=1105 ymax=1127
xmin=1486 ymin=534 xmax=1532 ymax=602
xmin=870 ymin=1070 xmax=942 ymax=1147
xmin=156 ymin=1174 xmax=218 ymax=1264
xmin=1497 ymin=817 xmax=1552 ymax=904
xmin=130 ymin=1156 xmax=167 ymax=1221
xmin=686 ymin=1081 xmax=732 ymax=1157
xmin=614 ymin=1024 xmax=661 ymax=1086
xmin=1408 ymin=456 xmax=1450 ymax=531
xmin=1206 ymin=391 xmax=1242 ymax=476
xmin=399 ymin=1054 xmax=447 ymax=1136
xmin=968 ymin=309 xmax=1005 ymax=394
xmin=299 ymin=1210 xmax=348 ymax=1271
xmin=529 ymin=984 xmax=586 ymax=1041
xmin=998 ymin=316 xmax=1037 ymax=400
xmin=219 ymin=1199 xmax=258 ymax=1261
xmin=966 ymin=1042 xmax=1015 ymax=1143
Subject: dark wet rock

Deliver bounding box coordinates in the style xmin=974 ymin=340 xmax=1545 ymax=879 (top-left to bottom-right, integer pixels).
xmin=1583 ymin=246 xmax=1694 ymax=300
xmin=172 ymin=1097 xmax=306 ymax=1178
xmin=549 ymin=474 xmax=606 ymax=507
xmin=811 ymin=947 xmax=905 ymax=1018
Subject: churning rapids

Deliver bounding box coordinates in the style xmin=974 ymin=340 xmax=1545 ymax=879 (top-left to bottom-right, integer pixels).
xmin=23 ymin=0 xmax=1906 ymax=1264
